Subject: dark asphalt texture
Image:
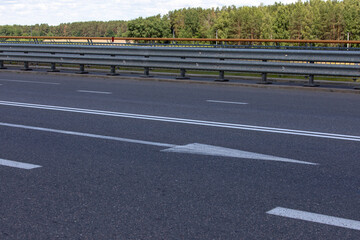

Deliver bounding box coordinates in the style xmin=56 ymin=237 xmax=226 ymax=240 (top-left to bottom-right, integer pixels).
xmin=0 ymin=72 xmax=359 ymax=239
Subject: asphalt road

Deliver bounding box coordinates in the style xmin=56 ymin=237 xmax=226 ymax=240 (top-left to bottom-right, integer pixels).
xmin=0 ymin=72 xmax=359 ymax=239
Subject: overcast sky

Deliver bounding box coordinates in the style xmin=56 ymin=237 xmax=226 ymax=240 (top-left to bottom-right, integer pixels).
xmin=0 ymin=0 xmax=298 ymax=26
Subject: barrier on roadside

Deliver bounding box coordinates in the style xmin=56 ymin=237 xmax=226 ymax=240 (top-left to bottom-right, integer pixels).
xmin=0 ymin=43 xmax=359 ymax=88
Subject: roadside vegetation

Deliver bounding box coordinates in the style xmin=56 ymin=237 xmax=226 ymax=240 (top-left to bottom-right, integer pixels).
xmin=0 ymin=0 xmax=359 ymax=41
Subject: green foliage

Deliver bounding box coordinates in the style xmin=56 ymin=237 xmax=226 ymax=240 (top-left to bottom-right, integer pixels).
xmin=126 ymin=15 xmax=171 ymax=38
xmin=213 ymin=8 xmax=232 ymax=39
xmin=1 ymin=0 xmax=360 ymax=41
xmin=343 ymin=0 xmax=360 ymax=40
xmin=272 ymin=3 xmax=290 ymax=39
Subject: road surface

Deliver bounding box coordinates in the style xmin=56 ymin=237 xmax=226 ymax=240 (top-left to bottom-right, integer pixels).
xmin=0 ymin=72 xmax=359 ymax=239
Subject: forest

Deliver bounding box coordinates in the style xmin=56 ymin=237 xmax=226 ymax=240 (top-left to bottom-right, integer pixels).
xmin=0 ymin=0 xmax=359 ymax=41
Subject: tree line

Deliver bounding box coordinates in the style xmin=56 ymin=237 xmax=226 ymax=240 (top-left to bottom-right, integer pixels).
xmin=1 ymin=0 xmax=359 ymax=41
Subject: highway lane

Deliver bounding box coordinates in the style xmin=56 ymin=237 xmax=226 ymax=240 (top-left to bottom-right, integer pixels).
xmin=0 ymin=72 xmax=359 ymax=135
xmin=0 ymin=72 xmax=359 ymax=239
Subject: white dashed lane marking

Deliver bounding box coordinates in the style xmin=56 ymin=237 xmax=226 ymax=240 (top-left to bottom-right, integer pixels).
xmin=77 ymin=90 xmax=112 ymax=94
xmin=267 ymin=207 xmax=360 ymax=231
xmin=0 ymin=158 xmax=42 ymax=170
xmin=0 ymin=79 xmax=60 ymax=85
xmin=206 ymin=100 xmax=248 ymax=105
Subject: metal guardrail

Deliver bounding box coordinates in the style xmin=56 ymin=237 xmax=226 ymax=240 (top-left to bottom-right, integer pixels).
xmin=2 ymin=36 xmax=360 ymax=50
xmin=0 ymin=43 xmax=359 ymax=87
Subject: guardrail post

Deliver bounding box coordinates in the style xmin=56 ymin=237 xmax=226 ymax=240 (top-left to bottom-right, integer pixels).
xmin=304 ymin=74 xmax=318 ymax=87
xmin=176 ymin=57 xmax=189 ymax=79
xmin=354 ymin=78 xmax=360 ymax=90
xmin=21 ymin=62 xmax=32 ymax=71
xmin=176 ymin=68 xmax=189 ymax=79
xmin=304 ymin=61 xmax=319 ymax=87
xmin=0 ymin=60 xmax=7 ymax=69
xmin=77 ymin=64 xmax=88 ymax=74
xmin=47 ymin=63 xmax=59 ymax=72
xmin=258 ymin=60 xmax=271 ymax=84
xmin=141 ymin=67 xmax=153 ymax=78
xmin=308 ymin=75 xmax=315 ymax=86
xmin=215 ymin=58 xmax=228 ymax=82
xmin=107 ymin=65 xmax=119 ymax=76
xmin=258 ymin=72 xmax=270 ymax=84
xmin=141 ymin=56 xmax=153 ymax=77
xmin=215 ymin=70 xmax=228 ymax=82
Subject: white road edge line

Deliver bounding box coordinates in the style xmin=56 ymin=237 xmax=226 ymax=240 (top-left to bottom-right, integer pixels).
xmin=0 ymin=122 xmax=175 ymax=148
xmin=0 ymin=158 xmax=42 ymax=170
xmin=77 ymin=90 xmax=112 ymax=94
xmin=207 ymin=100 xmax=248 ymax=105
xmin=0 ymin=122 xmax=317 ymax=165
xmin=267 ymin=207 xmax=360 ymax=231
xmin=0 ymin=100 xmax=359 ymax=142
xmin=0 ymin=79 xmax=60 ymax=85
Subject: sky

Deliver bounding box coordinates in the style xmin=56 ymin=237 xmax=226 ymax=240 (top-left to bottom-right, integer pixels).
xmin=0 ymin=0 xmax=298 ymax=26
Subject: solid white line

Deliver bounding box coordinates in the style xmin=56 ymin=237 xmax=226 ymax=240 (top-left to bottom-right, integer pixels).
xmin=0 ymin=100 xmax=359 ymax=142
xmin=77 ymin=90 xmax=112 ymax=94
xmin=0 ymin=79 xmax=60 ymax=85
xmin=0 ymin=158 xmax=42 ymax=170
xmin=267 ymin=207 xmax=360 ymax=231
xmin=207 ymin=100 xmax=248 ymax=105
xmin=0 ymin=122 xmax=315 ymax=165
xmin=0 ymin=122 xmax=175 ymax=148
